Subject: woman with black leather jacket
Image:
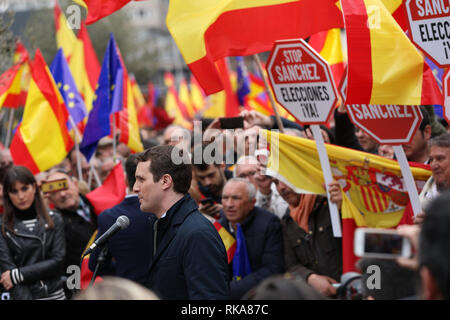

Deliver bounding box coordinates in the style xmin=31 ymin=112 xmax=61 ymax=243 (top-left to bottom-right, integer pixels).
xmin=0 ymin=166 xmax=66 ymax=300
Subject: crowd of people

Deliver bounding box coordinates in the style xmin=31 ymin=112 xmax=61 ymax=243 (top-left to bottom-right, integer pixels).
xmin=0 ymin=104 xmax=449 ymax=301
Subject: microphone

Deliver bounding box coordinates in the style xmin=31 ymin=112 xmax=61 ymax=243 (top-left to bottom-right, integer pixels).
xmin=82 ymin=215 xmax=130 ymax=257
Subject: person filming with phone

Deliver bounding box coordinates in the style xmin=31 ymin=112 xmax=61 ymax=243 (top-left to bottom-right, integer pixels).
xmin=192 ymin=143 xmax=229 ymax=221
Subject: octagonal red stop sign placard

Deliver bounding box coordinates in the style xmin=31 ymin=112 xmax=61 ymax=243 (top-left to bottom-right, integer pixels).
xmin=339 ymin=74 xmax=423 ymax=145
xmin=404 ymin=0 xmax=450 ymax=67
xmin=266 ymin=39 xmax=338 ymax=124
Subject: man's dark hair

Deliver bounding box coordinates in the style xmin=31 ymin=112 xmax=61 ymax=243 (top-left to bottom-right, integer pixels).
xmin=419 ymin=190 xmax=450 ymax=299
xmin=136 ymin=145 xmax=192 ymax=194
xmin=419 ymin=106 xmax=431 ymax=132
xmin=125 ymin=154 xmax=139 ymax=189
xmin=358 ymin=258 xmax=418 ymax=300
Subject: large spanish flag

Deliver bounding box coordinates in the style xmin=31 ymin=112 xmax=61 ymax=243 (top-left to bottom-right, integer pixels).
xmin=167 ymin=0 xmax=344 ymax=95
xmin=10 ymin=50 xmax=74 ymax=174
xmin=341 ymin=0 xmax=443 ymax=105
xmin=262 ymin=130 xmax=431 ymax=272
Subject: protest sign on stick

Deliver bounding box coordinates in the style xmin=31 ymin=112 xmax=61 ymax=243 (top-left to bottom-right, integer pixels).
xmin=267 ymin=39 xmax=341 ymax=237
xmin=404 ymin=0 xmax=450 ymax=68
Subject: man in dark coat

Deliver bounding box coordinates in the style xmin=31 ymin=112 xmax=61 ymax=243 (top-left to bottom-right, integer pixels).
xmin=276 ymin=179 xmax=343 ymax=297
xmin=46 ymin=170 xmax=97 ymax=270
xmin=134 ymin=145 xmax=229 ymax=300
xmin=88 ymin=154 xmax=155 ymax=285
xmin=218 ymin=178 xmax=284 ymax=299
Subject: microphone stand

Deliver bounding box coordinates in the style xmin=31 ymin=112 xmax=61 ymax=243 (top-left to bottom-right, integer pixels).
xmin=89 ymin=246 xmax=109 ymax=288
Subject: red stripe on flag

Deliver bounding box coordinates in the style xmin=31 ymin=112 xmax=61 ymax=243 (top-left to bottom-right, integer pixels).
xmin=78 ymin=24 xmax=100 ymax=89
xmin=10 ymin=130 xmax=40 ymax=174
xmin=342 ymin=218 xmax=359 ymax=273
xmin=53 ymin=3 xmax=62 ymax=30
xmin=308 ymin=30 xmax=327 ymax=53
xmin=80 ymin=256 xmax=103 ymax=289
xmin=228 ymin=242 xmax=237 ymax=264
xmin=83 ymin=0 xmax=131 ymax=25
xmin=185 ymin=0 xmax=343 ymax=94
xmin=367 ymin=186 xmax=379 ymax=213
xmin=2 ymin=91 xmax=27 ymax=108
xmin=188 ymin=56 xmax=224 ymax=96
xmin=360 ymin=186 xmax=372 ymax=212
xmin=420 ymin=61 xmax=445 ymax=105
xmin=341 ymin=0 xmax=373 ymax=103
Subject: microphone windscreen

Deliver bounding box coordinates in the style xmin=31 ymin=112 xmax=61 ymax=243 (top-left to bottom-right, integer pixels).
xmin=117 ymin=215 xmax=130 ymax=229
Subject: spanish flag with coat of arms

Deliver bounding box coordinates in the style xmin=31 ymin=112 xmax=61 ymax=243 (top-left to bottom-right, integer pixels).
xmin=262 ymin=130 xmax=431 ymax=273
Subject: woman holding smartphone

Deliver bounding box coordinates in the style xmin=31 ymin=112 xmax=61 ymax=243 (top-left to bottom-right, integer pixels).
xmin=0 ymin=166 xmax=66 ymax=300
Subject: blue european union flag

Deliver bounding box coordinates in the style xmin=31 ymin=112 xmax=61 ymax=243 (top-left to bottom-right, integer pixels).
xmin=236 ymin=56 xmax=250 ymax=106
xmin=232 ymin=223 xmax=252 ymax=281
xmin=50 ymin=48 xmax=87 ymax=130
xmin=80 ymin=33 xmax=124 ymax=161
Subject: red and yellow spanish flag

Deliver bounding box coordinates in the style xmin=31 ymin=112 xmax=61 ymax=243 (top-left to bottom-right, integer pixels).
xmin=69 ymin=23 xmax=101 ymax=114
xmin=54 ymin=3 xmax=78 ymax=60
xmin=308 ymin=28 xmax=346 ymax=89
xmin=10 ymin=49 xmax=74 ymax=174
xmin=244 ymin=73 xmax=272 ymax=116
xmin=262 ymin=130 xmax=431 ymax=273
xmin=341 ymin=0 xmax=443 ymax=105
xmin=179 ymin=77 xmax=197 ymax=119
xmin=164 ymin=72 xmax=192 ymax=129
xmin=115 ymin=46 xmax=144 ymax=154
xmin=0 ymin=64 xmax=22 ymax=110
xmin=190 ymin=75 xmax=207 ymax=114
xmin=0 ymin=41 xmax=30 ymax=109
xmin=80 ymin=231 xmax=103 ymax=289
xmin=213 ymin=220 xmax=237 ymax=264
xmin=130 ymin=75 xmax=146 ymax=111
xmin=167 ymin=0 xmax=344 ymax=95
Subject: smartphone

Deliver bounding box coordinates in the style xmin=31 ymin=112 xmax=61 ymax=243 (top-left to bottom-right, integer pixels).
xmin=354 ymin=228 xmax=412 ymax=259
xmin=219 ymin=116 xmax=244 ymax=129
xmin=41 ymin=178 xmax=68 ymax=194
xmin=200 ymin=197 xmax=215 ymax=206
